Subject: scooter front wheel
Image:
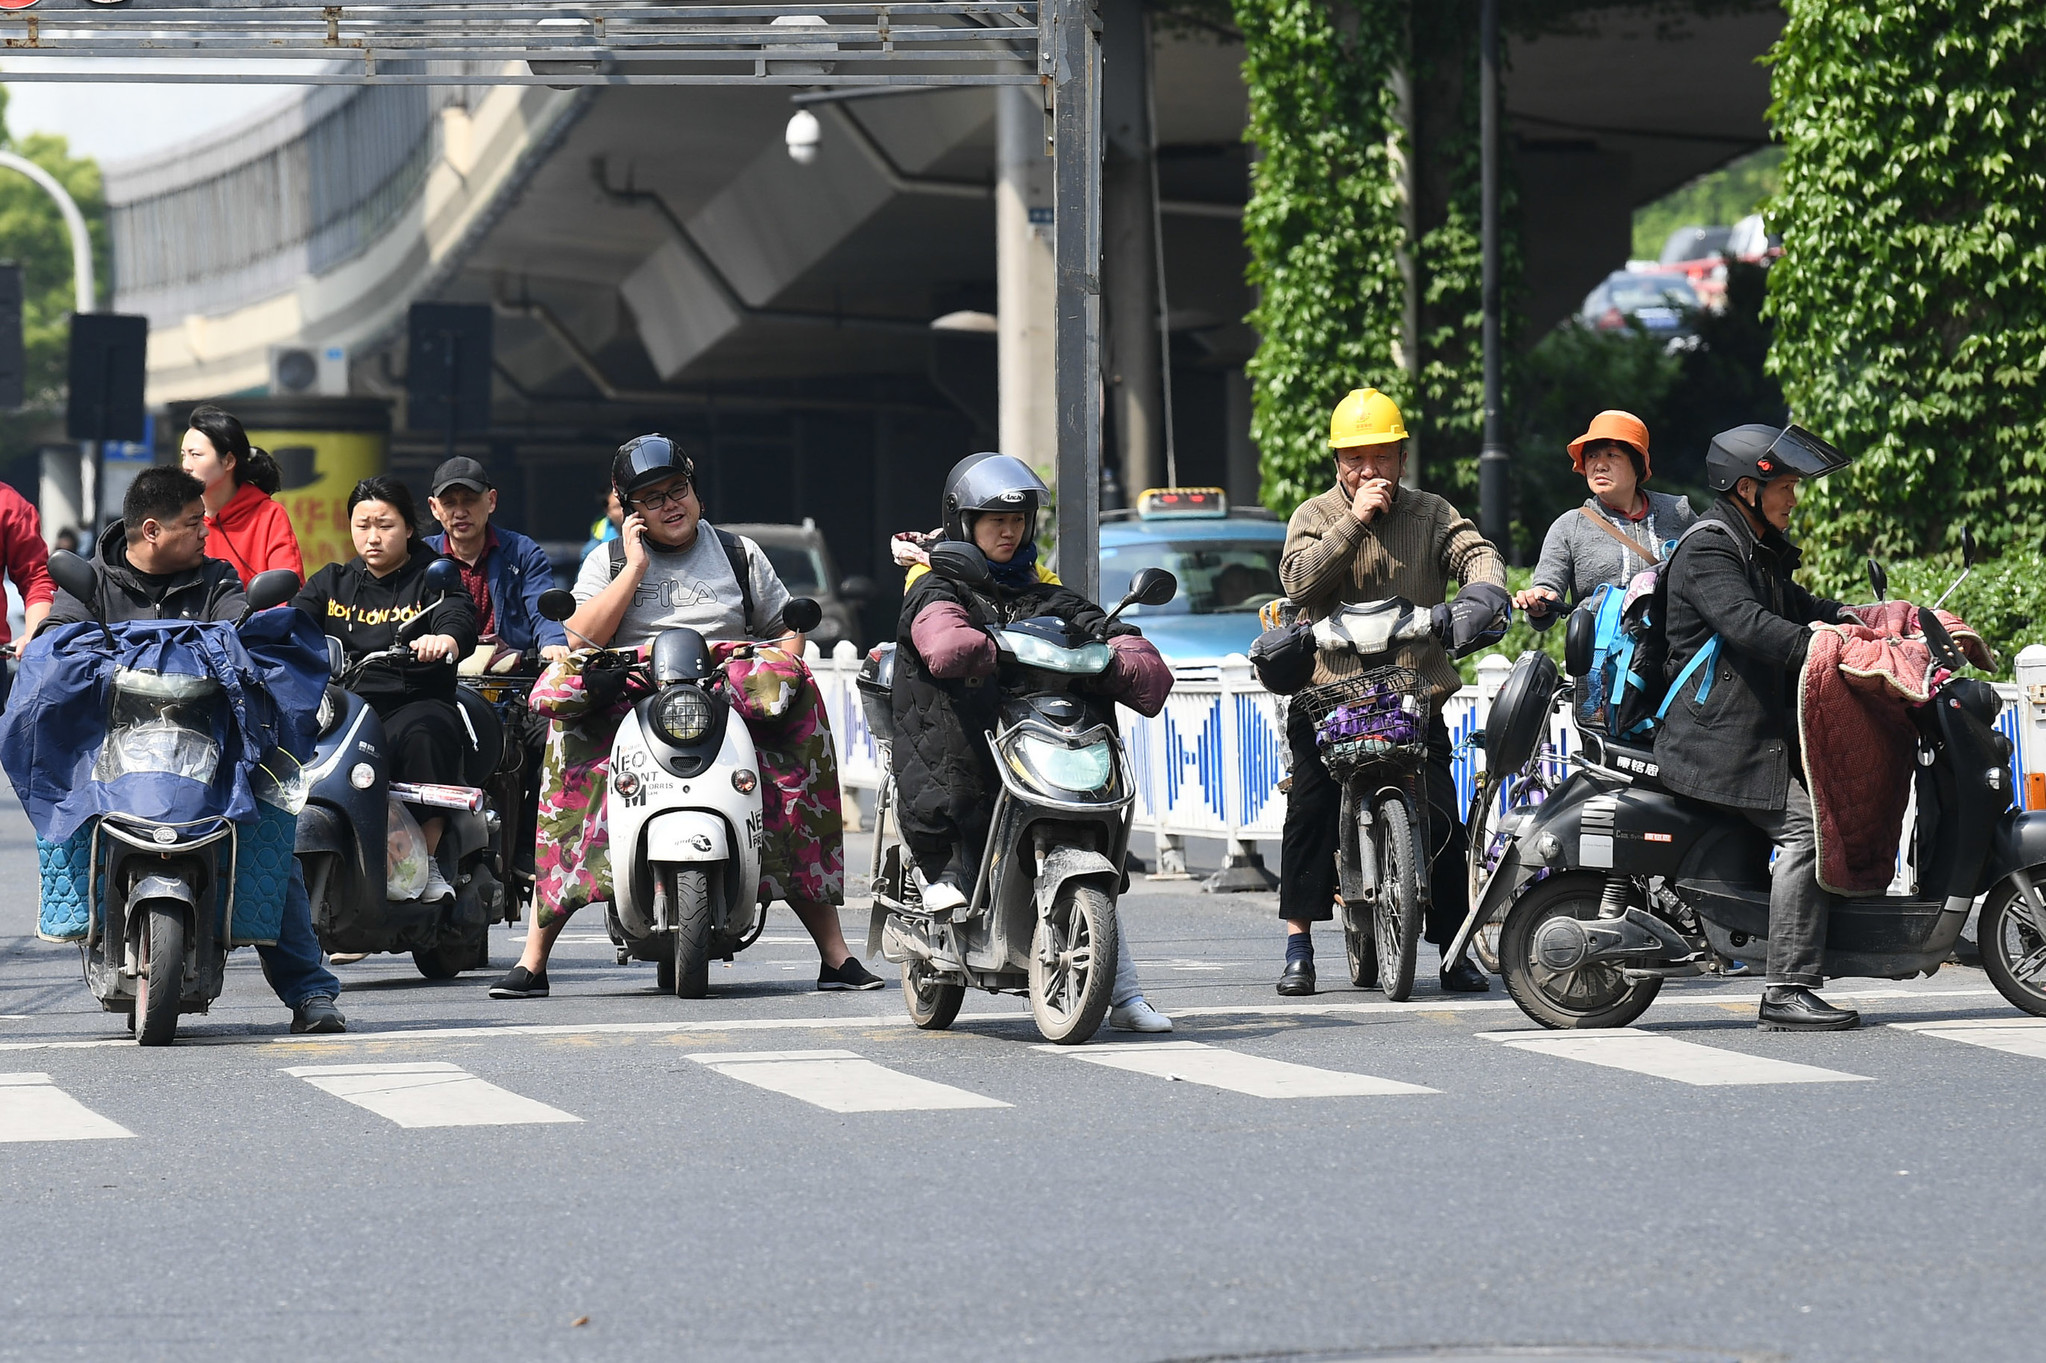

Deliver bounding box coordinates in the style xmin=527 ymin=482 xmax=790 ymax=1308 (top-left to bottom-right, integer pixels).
xmin=1371 ymin=795 xmax=1423 ymax=1001
xmin=668 ymin=867 xmax=713 ymax=999
xmin=1498 ymin=872 xmax=1661 ymax=1030
xmin=1030 ymin=883 xmax=1118 ymax=1045
xmin=1978 ymin=872 xmax=2046 ymax=1019
xmin=134 ymin=901 xmax=186 ymax=1047
xmin=903 ymin=956 xmax=964 ymax=1030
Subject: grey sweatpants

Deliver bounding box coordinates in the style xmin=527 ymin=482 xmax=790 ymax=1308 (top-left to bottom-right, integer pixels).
xmin=1720 ymin=776 xmax=1833 ymax=986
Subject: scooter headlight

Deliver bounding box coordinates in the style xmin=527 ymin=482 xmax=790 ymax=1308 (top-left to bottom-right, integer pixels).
xmin=654 ymin=686 xmax=714 ymax=745
xmin=1011 ymin=735 xmax=1113 ymax=793
xmin=316 ymin=686 xmax=343 ymax=736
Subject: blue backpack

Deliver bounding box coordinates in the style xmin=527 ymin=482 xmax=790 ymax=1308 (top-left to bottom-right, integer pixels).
xmin=1568 ymin=520 xmax=1730 ymax=744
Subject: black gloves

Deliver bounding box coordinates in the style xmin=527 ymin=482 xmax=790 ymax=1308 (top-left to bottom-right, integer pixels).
xmin=1431 ymin=581 xmax=1513 ymax=659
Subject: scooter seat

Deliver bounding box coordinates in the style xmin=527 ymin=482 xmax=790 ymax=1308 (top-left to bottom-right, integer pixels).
xmin=454 ymin=686 xmax=506 ymax=787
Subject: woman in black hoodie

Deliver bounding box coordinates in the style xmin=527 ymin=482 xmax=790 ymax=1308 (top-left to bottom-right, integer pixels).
xmin=294 ymin=477 xmax=479 ymax=903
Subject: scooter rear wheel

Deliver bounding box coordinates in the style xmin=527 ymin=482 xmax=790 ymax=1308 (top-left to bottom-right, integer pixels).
xmin=134 ymin=901 xmax=186 ymax=1047
xmin=903 ymin=957 xmax=964 ymax=1030
xmin=1029 ymin=882 xmax=1118 ymax=1045
xmin=1978 ymin=873 xmax=2046 ymax=1018
xmin=1498 ymin=872 xmax=1661 ymax=1030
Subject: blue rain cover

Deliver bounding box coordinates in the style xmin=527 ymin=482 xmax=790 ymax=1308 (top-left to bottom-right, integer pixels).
xmin=0 ymin=608 xmax=329 ymax=845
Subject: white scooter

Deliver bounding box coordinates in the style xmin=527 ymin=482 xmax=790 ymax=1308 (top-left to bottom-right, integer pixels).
xmin=536 ymin=589 xmax=823 ymax=997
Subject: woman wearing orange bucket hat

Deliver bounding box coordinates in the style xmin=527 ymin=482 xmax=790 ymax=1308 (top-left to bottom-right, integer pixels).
xmin=1513 ymin=409 xmax=1697 ymax=628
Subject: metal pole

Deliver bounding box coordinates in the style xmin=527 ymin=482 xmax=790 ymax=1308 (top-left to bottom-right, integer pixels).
xmin=0 ymin=151 xmax=99 ymax=535
xmin=1476 ymin=0 xmax=1508 ymax=550
xmin=1050 ymin=0 xmax=1104 ymax=603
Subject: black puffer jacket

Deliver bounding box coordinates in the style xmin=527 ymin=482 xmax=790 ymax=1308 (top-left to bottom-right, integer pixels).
xmin=292 ymin=542 xmax=479 ymax=709
xmin=1658 ymin=498 xmax=1844 ymax=811
xmin=888 ymin=567 xmax=1118 ymax=873
xmin=41 ymin=525 xmax=246 ymax=631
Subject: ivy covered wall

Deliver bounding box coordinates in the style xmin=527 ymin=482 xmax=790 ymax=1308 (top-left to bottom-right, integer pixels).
xmin=1765 ymin=0 xmax=2046 ymax=584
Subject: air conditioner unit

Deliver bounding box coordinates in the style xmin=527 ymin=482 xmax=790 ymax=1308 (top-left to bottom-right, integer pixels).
xmin=269 ymin=344 xmax=348 ymax=397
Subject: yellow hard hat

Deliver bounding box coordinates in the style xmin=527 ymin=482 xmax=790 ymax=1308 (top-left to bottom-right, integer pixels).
xmin=1329 ymin=387 xmax=1408 ymax=449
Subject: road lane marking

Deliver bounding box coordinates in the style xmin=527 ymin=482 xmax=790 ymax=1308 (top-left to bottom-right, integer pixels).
xmin=281 ymin=1062 xmax=583 ymax=1128
xmin=1040 ymin=1041 xmax=1436 ymax=1098
xmin=1480 ymin=1030 xmax=1871 ymax=1086
xmin=687 ymin=1049 xmax=1009 ymax=1113
xmin=1893 ymin=1017 xmax=2046 ymax=1060
xmin=0 ymin=985 xmax=2011 ymax=1055
xmin=0 ymin=1072 xmax=135 ymax=1142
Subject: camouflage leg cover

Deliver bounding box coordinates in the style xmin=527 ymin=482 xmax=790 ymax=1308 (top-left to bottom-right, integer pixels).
xmin=752 ymin=674 xmax=845 ymax=907
xmin=533 ymin=709 xmax=627 ymax=932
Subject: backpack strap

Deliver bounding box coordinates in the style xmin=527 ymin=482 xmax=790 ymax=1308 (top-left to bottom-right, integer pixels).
xmin=1577 ymin=505 xmax=1658 ymax=566
xmin=1657 ymin=635 xmax=1721 ymax=720
xmin=604 ymin=528 xmax=758 ymax=629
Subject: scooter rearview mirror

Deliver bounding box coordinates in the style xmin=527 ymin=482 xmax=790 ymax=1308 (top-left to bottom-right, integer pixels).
xmin=782 ymin=597 xmax=824 ymax=635
xmin=47 ymin=549 xmax=98 ymax=614
xmin=422 ymin=558 xmax=464 ymax=596
xmin=1960 ymin=525 xmax=1977 ymax=569
xmin=537 ymin=588 xmax=577 ymax=623
xmin=1130 ymin=567 xmax=1178 ymax=607
xmin=927 ymin=540 xmax=992 ymax=591
xmin=1867 ymin=557 xmax=1888 ymax=602
xmin=242 ymin=569 xmax=299 ymax=618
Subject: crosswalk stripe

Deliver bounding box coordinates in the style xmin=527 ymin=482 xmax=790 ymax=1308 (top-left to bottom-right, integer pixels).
xmin=281 ymin=1062 xmax=583 ymax=1128
xmin=1893 ymin=1017 xmax=2046 ymax=1060
xmin=687 ymin=1049 xmax=1010 ymax=1113
xmin=1479 ymin=1029 xmax=1871 ymax=1086
xmin=0 ymin=1072 xmax=136 ymax=1142
xmin=1040 ymin=1041 xmax=1437 ymax=1098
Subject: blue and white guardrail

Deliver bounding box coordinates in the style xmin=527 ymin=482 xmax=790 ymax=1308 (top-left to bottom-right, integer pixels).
xmin=811 ymin=644 xmax=2046 ymax=848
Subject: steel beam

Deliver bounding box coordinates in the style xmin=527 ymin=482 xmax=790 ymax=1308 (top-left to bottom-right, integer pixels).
xmin=1049 ymin=0 xmax=1102 ymax=603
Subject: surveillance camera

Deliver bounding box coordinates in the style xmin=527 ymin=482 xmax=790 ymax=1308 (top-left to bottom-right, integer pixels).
xmin=786 ymin=109 xmax=821 ymax=166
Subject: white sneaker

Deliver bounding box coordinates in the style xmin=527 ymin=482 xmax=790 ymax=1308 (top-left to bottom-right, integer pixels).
xmin=1109 ymin=997 xmax=1173 ymax=1033
xmin=420 ymin=863 xmax=456 ymax=903
xmin=917 ymin=871 xmax=968 ymax=914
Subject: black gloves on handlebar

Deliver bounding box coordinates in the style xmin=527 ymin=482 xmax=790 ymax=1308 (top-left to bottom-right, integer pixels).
xmin=1430 ymin=580 xmax=1512 ymax=659
xmin=582 ymin=651 xmax=634 ymax=710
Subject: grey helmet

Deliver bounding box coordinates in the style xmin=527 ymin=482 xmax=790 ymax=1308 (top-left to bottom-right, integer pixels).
xmin=1705 ymin=423 xmax=1851 ymax=493
xmin=941 ymin=452 xmax=1050 ymax=541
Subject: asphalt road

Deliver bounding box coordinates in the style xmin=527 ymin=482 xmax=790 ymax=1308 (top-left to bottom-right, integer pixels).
xmin=1 ymin=793 xmax=2042 ymax=1363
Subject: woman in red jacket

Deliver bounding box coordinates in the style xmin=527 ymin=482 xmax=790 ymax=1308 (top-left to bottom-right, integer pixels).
xmin=181 ymin=404 xmax=306 ymax=583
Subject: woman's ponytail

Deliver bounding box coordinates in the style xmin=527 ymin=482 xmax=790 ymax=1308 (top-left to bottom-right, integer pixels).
xmin=243 ymin=447 xmax=283 ymax=496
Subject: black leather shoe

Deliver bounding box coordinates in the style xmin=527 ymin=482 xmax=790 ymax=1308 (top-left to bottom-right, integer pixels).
xmin=1276 ymin=960 xmax=1316 ymax=996
xmin=1758 ymin=985 xmax=1860 ymax=1031
xmin=1439 ymin=955 xmax=1490 ymax=993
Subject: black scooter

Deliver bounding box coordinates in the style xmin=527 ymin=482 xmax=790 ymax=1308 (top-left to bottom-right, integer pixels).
xmin=296 ymin=560 xmax=511 ymax=979
xmin=1462 ymin=547 xmax=2046 ymax=1029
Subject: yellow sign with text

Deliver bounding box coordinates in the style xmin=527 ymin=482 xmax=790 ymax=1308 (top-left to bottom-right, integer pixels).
xmin=243 ymin=427 xmax=387 ymax=575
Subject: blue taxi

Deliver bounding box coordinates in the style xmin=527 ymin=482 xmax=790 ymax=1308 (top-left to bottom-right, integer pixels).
xmin=1096 ymin=488 xmax=1287 ymax=663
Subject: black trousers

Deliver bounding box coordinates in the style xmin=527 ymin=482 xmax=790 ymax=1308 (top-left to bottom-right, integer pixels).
xmin=372 ymin=697 xmax=470 ymax=792
xmin=1278 ymin=707 xmax=1471 ymax=948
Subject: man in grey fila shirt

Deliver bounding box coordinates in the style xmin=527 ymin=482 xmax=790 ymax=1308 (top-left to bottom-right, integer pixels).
xmin=488 ymin=434 xmax=885 ymax=1000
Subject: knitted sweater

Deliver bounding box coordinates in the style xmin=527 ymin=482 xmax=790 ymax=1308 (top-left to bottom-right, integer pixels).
xmin=1280 ymin=483 xmax=1506 ymax=699
xmin=1528 ymin=490 xmax=1697 ymax=621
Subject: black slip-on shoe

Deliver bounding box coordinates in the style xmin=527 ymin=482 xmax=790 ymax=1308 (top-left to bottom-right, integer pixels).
xmin=290 ymin=995 xmax=347 ymax=1034
xmin=1439 ymin=955 xmax=1491 ymax=993
xmin=818 ymin=956 xmax=886 ymax=991
xmin=1757 ymin=986 xmax=1859 ymax=1031
xmin=488 ymin=966 xmax=550 ymax=999
xmin=1276 ymin=960 xmax=1317 ymax=996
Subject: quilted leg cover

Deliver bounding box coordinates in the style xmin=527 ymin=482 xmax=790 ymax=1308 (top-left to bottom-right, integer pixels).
xmin=228 ymin=801 xmax=297 ymax=946
xmin=37 ymin=824 xmax=95 ymax=943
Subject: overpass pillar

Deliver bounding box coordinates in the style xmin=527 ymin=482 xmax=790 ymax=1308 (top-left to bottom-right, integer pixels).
xmin=996 ymin=85 xmax=1056 ymax=475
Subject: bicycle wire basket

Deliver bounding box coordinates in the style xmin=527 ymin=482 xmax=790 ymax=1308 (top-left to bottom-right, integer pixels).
xmin=1296 ymin=665 xmax=1431 ymax=778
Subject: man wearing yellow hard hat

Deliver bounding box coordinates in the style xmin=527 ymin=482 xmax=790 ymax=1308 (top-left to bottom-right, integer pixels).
xmin=1275 ymin=387 xmax=1509 ymax=996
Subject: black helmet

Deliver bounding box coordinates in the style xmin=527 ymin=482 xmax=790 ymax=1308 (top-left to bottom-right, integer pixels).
xmin=1705 ymin=423 xmax=1851 ymax=493
xmin=940 ymin=452 xmax=1049 ymax=541
xmin=612 ymin=433 xmax=695 ymax=501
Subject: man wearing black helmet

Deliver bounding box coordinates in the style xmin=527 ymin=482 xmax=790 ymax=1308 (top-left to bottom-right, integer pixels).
xmin=1660 ymin=423 xmax=1857 ymax=1031
xmin=488 ymin=434 xmax=882 ymax=999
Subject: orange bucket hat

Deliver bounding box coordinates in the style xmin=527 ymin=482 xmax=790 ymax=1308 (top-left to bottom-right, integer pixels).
xmin=1567 ymin=410 xmax=1652 ymax=479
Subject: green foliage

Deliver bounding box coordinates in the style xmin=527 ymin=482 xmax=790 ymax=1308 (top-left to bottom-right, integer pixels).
xmin=1630 ymin=146 xmax=1783 ymax=261
xmin=1804 ymin=545 xmax=2046 ymax=682
xmin=1764 ymin=0 xmax=2046 ymax=585
xmin=0 ymin=87 xmax=108 ymax=404
xmin=1232 ymin=0 xmax=1408 ymax=517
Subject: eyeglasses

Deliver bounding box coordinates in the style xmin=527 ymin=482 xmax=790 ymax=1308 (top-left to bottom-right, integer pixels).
xmin=632 ymin=483 xmax=695 ymax=511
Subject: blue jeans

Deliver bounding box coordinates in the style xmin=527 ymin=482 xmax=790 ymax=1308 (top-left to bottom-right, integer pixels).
xmin=256 ymin=862 xmax=339 ymax=1009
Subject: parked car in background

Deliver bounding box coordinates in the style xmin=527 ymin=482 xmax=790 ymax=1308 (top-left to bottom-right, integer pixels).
xmin=1088 ymin=488 xmax=1286 ymax=664
xmin=1658 ymin=224 xmax=1731 ymax=266
xmin=1579 ymin=270 xmax=1703 ymax=347
xmin=720 ymin=518 xmax=875 ymax=651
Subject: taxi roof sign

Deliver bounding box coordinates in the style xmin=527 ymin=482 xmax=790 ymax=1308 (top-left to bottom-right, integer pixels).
xmin=1136 ymin=487 xmax=1228 ymax=519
